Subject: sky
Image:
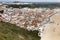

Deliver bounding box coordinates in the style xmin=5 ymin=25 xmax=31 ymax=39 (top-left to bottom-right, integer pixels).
xmin=0 ymin=0 xmax=60 ymax=2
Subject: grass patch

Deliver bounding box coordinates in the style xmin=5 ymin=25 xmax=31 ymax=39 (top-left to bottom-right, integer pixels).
xmin=0 ymin=21 xmax=40 ymax=40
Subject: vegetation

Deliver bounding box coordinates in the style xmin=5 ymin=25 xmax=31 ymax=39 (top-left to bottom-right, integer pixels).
xmin=6 ymin=3 xmax=60 ymax=9
xmin=0 ymin=21 xmax=40 ymax=40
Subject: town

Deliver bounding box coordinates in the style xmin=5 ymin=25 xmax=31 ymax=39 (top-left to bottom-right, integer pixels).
xmin=0 ymin=2 xmax=60 ymax=38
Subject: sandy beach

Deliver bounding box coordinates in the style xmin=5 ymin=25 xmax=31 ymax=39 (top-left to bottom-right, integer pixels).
xmin=41 ymin=13 xmax=60 ymax=40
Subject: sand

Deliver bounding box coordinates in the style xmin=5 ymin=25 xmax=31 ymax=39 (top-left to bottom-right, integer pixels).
xmin=41 ymin=13 xmax=60 ymax=40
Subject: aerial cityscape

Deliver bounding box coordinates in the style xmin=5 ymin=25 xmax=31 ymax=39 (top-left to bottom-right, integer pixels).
xmin=0 ymin=0 xmax=60 ymax=40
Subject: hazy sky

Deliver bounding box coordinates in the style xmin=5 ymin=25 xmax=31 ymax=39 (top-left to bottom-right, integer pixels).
xmin=0 ymin=0 xmax=60 ymax=2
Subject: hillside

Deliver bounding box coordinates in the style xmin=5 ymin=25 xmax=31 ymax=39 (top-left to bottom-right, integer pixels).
xmin=0 ymin=21 xmax=40 ymax=40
